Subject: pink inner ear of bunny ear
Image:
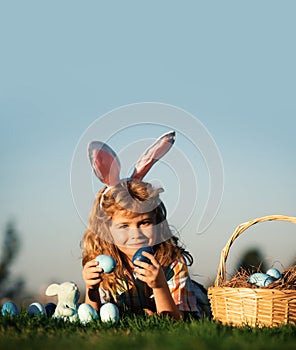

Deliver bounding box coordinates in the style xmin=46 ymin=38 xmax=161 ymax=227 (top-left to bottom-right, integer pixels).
xmin=131 ymin=130 xmax=176 ymax=180
xmin=88 ymin=141 xmax=121 ymax=186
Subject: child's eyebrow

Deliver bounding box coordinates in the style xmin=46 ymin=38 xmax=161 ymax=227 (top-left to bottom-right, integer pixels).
xmin=140 ymin=218 xmax=153 ymax=222
xmin=114 ymin=220 xmax=130 ymax=226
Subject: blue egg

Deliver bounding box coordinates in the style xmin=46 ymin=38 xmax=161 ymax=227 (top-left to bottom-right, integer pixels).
xmin=1 ymin=301 xmax=20 ymax=316
xmin=132 ymin=246 xmax=154 ymax=266
xmin=78 ymin=303 xmax=98 ymax=324
xmin=264 ymin=276 xmax=276 ymax=286
xmin=266 ymin=268 xmax=282 ymax=280
xmin=28 ymin=302 xmax=46 ymax=317
xmin=45 ymin=302 xmax=56 ymax=317
xmin=247 ymin=273 xmax=267 ymax=286
xmin=247 ymin=272 xmax=276 ymax=287
xmin=95 ymin=255 xmax=116 ymax=273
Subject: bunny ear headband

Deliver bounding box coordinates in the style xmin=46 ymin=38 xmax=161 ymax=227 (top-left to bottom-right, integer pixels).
xmin=87 ymin=131 xmax=176 ymax=203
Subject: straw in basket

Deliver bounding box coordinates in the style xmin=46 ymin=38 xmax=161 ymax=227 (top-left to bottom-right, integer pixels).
xmin=208 ymin=214 xmax=296 ymax=327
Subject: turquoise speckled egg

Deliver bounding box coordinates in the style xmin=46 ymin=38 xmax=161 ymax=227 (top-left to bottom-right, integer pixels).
xmin=95 ymin=255 xmax=116 ymax=274
xmin=1 ymin=301 xmax=20 ymax=316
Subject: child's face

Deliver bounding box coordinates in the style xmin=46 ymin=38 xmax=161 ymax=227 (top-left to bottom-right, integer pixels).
xmin=110 ymin=211 xmax=156 ymax=259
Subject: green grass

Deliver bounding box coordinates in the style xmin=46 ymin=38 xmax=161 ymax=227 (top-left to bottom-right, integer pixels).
xmin=0 ymin=312 xmax=296 ymax=350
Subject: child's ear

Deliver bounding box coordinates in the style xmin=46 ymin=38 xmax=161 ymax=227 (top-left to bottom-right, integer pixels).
xmin=131 ymin=131 xmax=175 ymax=180
xmin=88 ymin=141 xmax=121 ymax=186
xmin=45 ymin=283 xmax=60 ymax=296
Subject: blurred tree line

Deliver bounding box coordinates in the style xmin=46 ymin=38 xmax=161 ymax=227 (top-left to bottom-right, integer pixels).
xmin=0 ymin=221 xmax=25 ymax=301
xmin=0 ymin=221 xmax=295 ymax=302
xmin=236 ymin=248 xmax=267 ymax=274
xmin=236 ymin=248 xmax=296 ymax=275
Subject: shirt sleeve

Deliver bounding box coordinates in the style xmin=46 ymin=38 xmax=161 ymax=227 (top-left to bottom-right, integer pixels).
xmin=165 ymin=259 xmax=190 ymax=309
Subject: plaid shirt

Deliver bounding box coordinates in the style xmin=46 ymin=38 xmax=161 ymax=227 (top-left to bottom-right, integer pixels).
xmin=99 ymin=259 xmax=210 ymax=318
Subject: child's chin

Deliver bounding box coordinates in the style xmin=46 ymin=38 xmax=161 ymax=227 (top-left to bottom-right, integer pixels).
xmin=118 ymin=244 xmax=151 ymax=258
xmin=117 ymin=246 xmax=138 ymax=258
xmin=126 ymin=246 xmax=142 ymax=255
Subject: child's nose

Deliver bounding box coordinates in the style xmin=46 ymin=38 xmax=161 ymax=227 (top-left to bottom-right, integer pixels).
xmin=130 ymin=227 xmax=144 ymax=238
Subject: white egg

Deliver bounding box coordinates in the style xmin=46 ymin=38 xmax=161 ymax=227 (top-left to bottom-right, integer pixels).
xmin=266 ymin=268 xmax=282 ymax=280
xmin=78 ymin=303 xmax=98 ymax=324
xmin=1 ymin=301 xmax=20 ymax=316
xmin=99 ymin=302 xmax=119 ymax=323
xmin=95 ymin=255 xmax=116 ymax=274
xmin=28 ymin=302 xmax=46 ymax=317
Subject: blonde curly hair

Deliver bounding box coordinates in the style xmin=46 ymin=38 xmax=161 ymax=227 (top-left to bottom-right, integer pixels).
xmin=81 ymin=180 xmax=193 ymax=298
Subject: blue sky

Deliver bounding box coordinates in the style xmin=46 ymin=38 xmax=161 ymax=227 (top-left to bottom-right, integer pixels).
xmin=1 ymin=1 xmax=295 ymax=294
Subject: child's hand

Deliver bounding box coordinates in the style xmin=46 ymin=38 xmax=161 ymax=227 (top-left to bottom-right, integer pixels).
xmin=133 ymin=252 xmax=167 ymax=289
xmin=82 ymin=259 xmax=104 ymax=289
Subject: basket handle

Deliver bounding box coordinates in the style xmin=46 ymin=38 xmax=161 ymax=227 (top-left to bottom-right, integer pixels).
xmin=214 ymin=214 xmax=296 ymax=287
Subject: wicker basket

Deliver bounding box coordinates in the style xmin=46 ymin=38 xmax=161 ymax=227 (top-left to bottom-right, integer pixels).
xmin=208 ymin=214 xmax=296 ymax=327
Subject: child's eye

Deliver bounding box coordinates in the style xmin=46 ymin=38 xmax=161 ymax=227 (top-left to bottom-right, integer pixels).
xmin=140 ymin=221 xmax=152 ymax=227
xmin=119 ymin=224 xmax=129 ymax=229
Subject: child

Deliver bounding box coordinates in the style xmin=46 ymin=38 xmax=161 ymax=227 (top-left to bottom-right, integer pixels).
xmin=81 ymin=131 xmax=211 ymax=320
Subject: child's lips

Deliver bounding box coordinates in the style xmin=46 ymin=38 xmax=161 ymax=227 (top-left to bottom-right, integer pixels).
xmin=128 ymin=242 xmax=148 ymax=248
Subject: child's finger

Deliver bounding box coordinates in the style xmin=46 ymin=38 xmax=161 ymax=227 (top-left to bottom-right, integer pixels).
xmin=134 ymin=266 xmax=148 ymax=275
xmin=84 ymin=262 xmax=104 ymax=273
xmin=141 ymin=252 xmax=160 ymax=267
xmin=86 ymin=277 xmax=103 ymax=287
xmin=83 ymin=263 xmax=104 ymax=284
xmin=134 ymin=270 xmax=147 ymax=281
xmin=133 ymin=259 xmax=151 ymax=270
xmin=91 ymin=266 xmax=104 ymax=274
xmin=85 ymin=259 xmax=100 ymax=268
